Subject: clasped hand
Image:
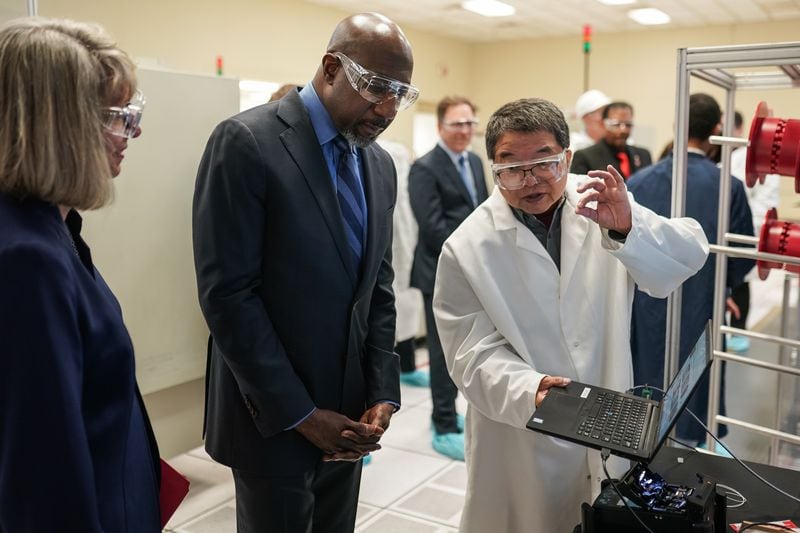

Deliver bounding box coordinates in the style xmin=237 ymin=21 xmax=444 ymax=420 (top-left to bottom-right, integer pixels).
xmin=295 ymin=404 xmax=394 ymax=462
xmin=575 ymin=165 xmax=632 ymax=235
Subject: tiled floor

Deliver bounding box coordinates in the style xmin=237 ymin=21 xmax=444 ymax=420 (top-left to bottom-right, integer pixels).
xmin=165 ymin=348 xmax=469 ymax=533
xmin=164 ymin=274 xmax=799 ymax=532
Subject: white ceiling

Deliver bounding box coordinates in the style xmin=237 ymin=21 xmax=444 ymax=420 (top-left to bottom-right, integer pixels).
xmin=304 ymin=0 xmax=800 ymax=42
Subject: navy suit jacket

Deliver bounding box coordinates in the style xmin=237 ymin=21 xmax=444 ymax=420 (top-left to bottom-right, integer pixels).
xmin=409 ymin=146 xmax=488 ymax=294
xmin=0 ymin=194 xmax=160 ymax=532
xmin=627 ymin=153 xmax=754 ymax=441
xmin=192 ymin=90 xmax=399 ymax=476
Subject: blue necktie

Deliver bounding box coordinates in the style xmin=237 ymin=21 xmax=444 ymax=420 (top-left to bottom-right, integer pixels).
xmin=334 ymin=136 xmax=365 ymax=269
xmin=459 ymin=154 xmax=477 ymax=207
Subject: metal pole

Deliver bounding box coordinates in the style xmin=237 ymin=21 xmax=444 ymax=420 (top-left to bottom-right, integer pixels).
xmin=665 ymin=48 xmax=690 ymax=395
xmin=27 ymin=0 xmax=37 ymax=16
xmin=583 ymin=53 xmax=589 ymax=92
xmin=771 ymin=273 xmax=793 ymax=464
xmin=705 ymin=86 xmax=736 ymax=448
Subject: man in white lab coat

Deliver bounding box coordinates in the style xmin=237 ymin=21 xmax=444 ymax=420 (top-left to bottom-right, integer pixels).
xmin=433 ymin=98 xmax=709 ymax=533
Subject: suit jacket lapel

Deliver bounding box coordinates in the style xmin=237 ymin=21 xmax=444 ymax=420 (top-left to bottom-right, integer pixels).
xmin=276 ymin=95 xmax=358 ymax=287
xmin=434 ymin=146 xmax=474 ymax=207
xmin=468 ymin=153 xmax=489 ymax=202
xmin=356 ymin=146 xmax=386 ymax=297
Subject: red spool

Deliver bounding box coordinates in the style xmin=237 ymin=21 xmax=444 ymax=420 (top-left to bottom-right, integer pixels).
xmin=757 ymin=208 xmax=800 ymax=280
xmin=745 ymin=101 xmax=800 ymax=191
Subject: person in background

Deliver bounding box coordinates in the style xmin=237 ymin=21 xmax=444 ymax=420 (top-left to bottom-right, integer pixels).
xmin=193 ymin=13 xmax=416 ymax=532
xmin=727 ymin=110 xmax=780 ymax=353
xmin=569 ymin=89 xmax=611 ymax=151
xmin=433 ymin=97 xmax=707 ymax=532
xmin=0 ymin=17 xmax=159 ymax=532
xmin=409 ymin=95 xmax=489 ymax=461
xmin=627 ymin=93 xmax=754 ymax=448
xmin=571 ymin=101 xmax=652 ymax=179
xmin=378 ymin=139 xmax=428 ymax=388
xmin=268 ymin=83 xmax=300 ymax=102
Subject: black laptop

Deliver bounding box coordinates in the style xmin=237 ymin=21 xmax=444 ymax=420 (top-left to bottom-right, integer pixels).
xmin=526 ymin=322 xmax=713 ymax=462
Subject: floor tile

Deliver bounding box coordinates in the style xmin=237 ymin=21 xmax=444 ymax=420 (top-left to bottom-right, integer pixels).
xmin=356 ymin=502 xmax=381 ymax=527
xmin=356 ymin=510 xmax=452 ymax=533
xmin=391 ymin=485 xmax=464 ymax=527
xmin=171 ymin=501 xmax=235 ymax=533
xmin=163 ymin=454 xmax=235 ymax=529
xmin=186 ymin=445 xmax=214 ymax=463
xmin=359 ymin=447 xmax=451 ymax=507
xmin=380 ymin=404 xmax=442 ymax=458
xmin=428 ymin=462 xmax=467 ymax=492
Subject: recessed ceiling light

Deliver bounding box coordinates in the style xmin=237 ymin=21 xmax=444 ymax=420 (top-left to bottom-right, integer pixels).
xmin=597 ymin=0 xmax=636 ymax=5
xmin=461 ymin=0 xmax=516 ymax=17
xmin=628 ymin=7 xmax=671 ymax=25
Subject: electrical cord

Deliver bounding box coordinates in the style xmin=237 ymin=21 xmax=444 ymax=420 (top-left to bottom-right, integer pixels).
xmin=600 ymin=447 xmax=657 ymax=533
xmin=684 ymin=409 xmax=800 ymax=506
xmin=629 ymin=383 xmax=800 ymax=506
xmin=716 ymin=483 xmax=747 ymax=508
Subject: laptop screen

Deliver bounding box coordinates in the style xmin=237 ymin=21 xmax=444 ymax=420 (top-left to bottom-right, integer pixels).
xmin=655 ymin=326 xmax=711 ymax=446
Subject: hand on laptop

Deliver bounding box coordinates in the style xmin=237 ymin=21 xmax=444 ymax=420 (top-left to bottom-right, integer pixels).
xmin=536 ymin=376 xmax=572 ymax=407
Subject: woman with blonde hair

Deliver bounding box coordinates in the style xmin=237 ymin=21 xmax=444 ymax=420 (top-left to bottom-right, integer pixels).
xmin=0 ymin=18 xmax=159 ymax=531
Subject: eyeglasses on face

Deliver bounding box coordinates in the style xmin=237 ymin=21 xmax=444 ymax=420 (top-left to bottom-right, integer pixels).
xmin=491 ymin=151 xmax=567 ymax=190
xmin=603 ymin=119 xmax=634 ymax=131
xmin=332 ymin=51 xmax=419 ymax=111
xmin=103 ymin=90 xmax=146 ymax=139
xmin=442 ymin=119 xmax=479 ymax=131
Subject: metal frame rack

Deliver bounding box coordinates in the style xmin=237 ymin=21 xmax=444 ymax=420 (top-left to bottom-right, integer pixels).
xmin=668 ymin=42 xmax=800 ymax=463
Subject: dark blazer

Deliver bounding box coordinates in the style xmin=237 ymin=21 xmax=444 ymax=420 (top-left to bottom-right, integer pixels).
xmin=192 ymin=90 xmax=398 ymax=476
xmin=409 ymin=145 xmax=488 ymax=294
xmin=0 ymin=195 xmax=160 ymax=532
xmin=570 ymin=139 xmax=652 ymax=177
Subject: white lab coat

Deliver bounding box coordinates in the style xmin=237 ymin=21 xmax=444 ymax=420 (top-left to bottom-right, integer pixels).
xmin=433 ymin=179 xmax=708 ymax=533
xmin=379 ymin=139 xmax=423 ymax=341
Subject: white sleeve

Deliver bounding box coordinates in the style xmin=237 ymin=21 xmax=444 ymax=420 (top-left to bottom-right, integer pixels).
xmin=606 ymin=196 xmax=709 ymax=298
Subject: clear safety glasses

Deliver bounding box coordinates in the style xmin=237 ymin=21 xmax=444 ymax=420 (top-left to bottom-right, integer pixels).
xmin=333 ymin=52 xmax=419 ymax=111
xmin=102 ymin=90 xmax=146 ymax=138
xmin=603 ymin=119 xmax=634 ymax=131
xmin=491 ymin=151 xmax=567 ymax=190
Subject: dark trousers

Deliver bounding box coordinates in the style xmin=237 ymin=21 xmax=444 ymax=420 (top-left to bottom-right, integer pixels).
xmin=423 ymin=292 xmax=460 ymax=434
xmin=232 ymin=460 xmax=362 ymax=533
xmin=731 ymin=282 xmax=750 ymax=330
xmin=397 ymin=337 xmax=416 ymax=373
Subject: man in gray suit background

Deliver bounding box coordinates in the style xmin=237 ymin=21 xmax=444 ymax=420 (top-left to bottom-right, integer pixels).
xmin=409 ymin=96 xmax=489 ymax=461
xmin=192 ymin=13 xmax=417 ymax=532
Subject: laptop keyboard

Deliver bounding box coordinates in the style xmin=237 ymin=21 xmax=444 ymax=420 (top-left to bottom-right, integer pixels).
xmin=576 ymin=392 xmax=647 ymax=449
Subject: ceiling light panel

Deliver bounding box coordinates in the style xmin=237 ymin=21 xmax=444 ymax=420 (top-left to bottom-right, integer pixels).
xmin=628 ymin=7 xmax=672 ymax=24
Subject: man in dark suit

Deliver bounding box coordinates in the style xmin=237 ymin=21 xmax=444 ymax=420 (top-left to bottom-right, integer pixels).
xmin=570 ymin=101 xmax=652 ymax=179
xmin=409 ymin=96 xmax=489 ymax=461
xmin=192 ymin=13 xmax=417 ymax=532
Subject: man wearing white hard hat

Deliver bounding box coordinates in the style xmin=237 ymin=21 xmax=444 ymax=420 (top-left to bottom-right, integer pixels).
xmin=569 ymin=89 xmax=611 ymax=151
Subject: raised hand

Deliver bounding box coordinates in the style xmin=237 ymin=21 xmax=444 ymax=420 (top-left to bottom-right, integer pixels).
xmin=575 ymin=164 xmax=632 ymax=235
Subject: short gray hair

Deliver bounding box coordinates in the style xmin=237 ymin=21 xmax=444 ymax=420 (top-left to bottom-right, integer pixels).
xmin=0 ymin=18 xmax=136 ymax=210
xmin=485 ymin=98 xmax=570 ymax=160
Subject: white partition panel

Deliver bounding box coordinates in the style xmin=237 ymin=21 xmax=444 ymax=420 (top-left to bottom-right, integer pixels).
xmin=82 ymin=68 xmax=240 ymax=394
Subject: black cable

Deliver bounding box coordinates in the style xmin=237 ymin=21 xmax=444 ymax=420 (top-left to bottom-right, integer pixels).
xmin=600 ymin=448 xmax=656 ymax=533
xmin=666 ymin=435 xmax=697 ymax=450
xmin=739 ymin=521 xmax=797 ymax=532
xmin=685 ymin=409 xmax=800 ymax=505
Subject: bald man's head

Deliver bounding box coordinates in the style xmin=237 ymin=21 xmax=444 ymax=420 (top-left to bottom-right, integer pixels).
xmin=314 ymin=13 xmax=415 ymax=147
xmin=327 ymin=12 xmax=412 ymax=66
